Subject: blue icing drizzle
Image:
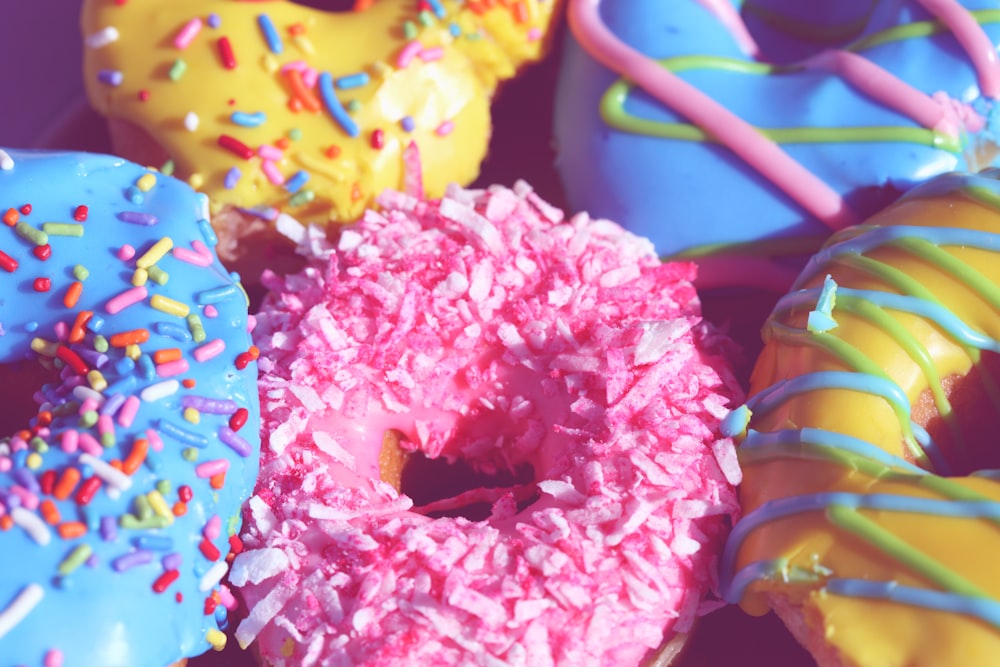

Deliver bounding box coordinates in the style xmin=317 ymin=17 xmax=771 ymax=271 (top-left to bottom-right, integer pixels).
xmin=0 ymin=149 xmax=261 ymax=667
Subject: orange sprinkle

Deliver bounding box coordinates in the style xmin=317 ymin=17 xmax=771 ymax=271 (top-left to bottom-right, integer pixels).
xmin=153 ymin=348 xmax=183 ymax=364
xmin=276 ymin=137 xmax=290 ymax=150
xmin=39 ymin=499 xmax=61 ymax=525
xmin=36 ymin=411 xmax=53 ymax=428
xmin=513 ymin=0 xmax=528 ymax=23
xmin=468 ymin=1 xmax=485 ymax=14
xmin=109 ymin=328 xmax=150 ymax=347
xmin=110 ymin=460 xmax=123 ymax=471
xmin=64 ymin=281 xmax=84 ymax=309
xmin=57 ymin=522 xmax=88 ymax=539
xmin=173 ymin=501 xmax=188 ymax=517
xmin=53 ymin=467 xmax=82 ymax=501
xmin=325 ymin=145 xmax=341 ymax=159
xmin=209 ymin=472 xmax=226 ymax=490
xmin=3 ymin=208 xmax=18 ymax=226
xmin=16 ymin=430 xmax=31 ymax=442
xmin=248 ymin=345 xmax=260 ymax=360
xmin=68 ymin=310 xmax=94 ymax=344
xmin=285 ymin=68 xmax=321 ymax=113
xmin=288 ymin=97 xmax=303 ymax=113
xmin=354 ymin=0 xmax=375 ymax=9
xmin=123 ymin=438 xmax=149 ymax=475
xmin=288 ymin=22 xmax=306 ymax=36
xmin=351 ymin=182 xmax=363 ymax=202
xmin=0 ymin=515 xmax=12 ymax=531
xmin=182 ymin=378 xmax=197 ymax=389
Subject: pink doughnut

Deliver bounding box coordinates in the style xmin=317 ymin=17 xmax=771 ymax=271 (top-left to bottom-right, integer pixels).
xmin=231 ymin=182 xmax=743 ymax=666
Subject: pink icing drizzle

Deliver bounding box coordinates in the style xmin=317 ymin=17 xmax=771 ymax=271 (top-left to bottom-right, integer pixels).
xmin=695 ymin=0 xmax=762 ymax=58
xmin=567 ymin=0 xmax=860 ymax=231
xmin=917 ymin=0 xmax=1000 ymax=99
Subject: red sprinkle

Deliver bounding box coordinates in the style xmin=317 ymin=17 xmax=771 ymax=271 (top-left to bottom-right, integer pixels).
xmin=228 ymin=534 xmax=244 ymax=556
xmin=19 ymin=204 xmax=31 ymax=215
xmin=0 ymin=250 xmax=18 ymax=273
xmin=176 ymin=592 xmax=184 ymax=604
xmin=234 ymin=352 xmax=253 ymax=370
xmin=33 ymin=244 xmax=52 ymax=261
xmin=178 ymin=485 xmax=194 ymax=503
xmin=153 ymin=569 xmax=180 ymax=593
xmin=39 ymin=469 xmax=57 ymax=496
xmin=217 ymin=36 xmax=238 ymax=69
xmin=138 ymin=89 xmax=150 ymax=102
xmin=199 ymin=538 xmax=221 ymax=561
xmin=33 ymin=277 xmax=51 ymax=292
xmin=370 ymin=128 xmax=385 ymax=150
xmin=229 ymin=408 xmax=249 ymax=432
xmin=75 ymin=476 xmax=102 ymax=506
xmin=73 ymin=205 xmax=89 ymax=222
xmin=56 ymin=345 xmax=89 ymax=375
xmin=204 ymin=596 xmax=218 ymax=615
xmin=217 ymin=134 xmax=254 ymax=160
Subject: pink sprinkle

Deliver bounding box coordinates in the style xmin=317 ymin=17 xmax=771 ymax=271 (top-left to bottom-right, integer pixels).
xmin=195 ymin=459 xmax=229 ymax=478
xmin=10 ymin=485 xmax=39 ymax=511
xmin=146 ymin=428 xmax=165 ymax=452
xmin=9 ymin=436 xmax=27 ymax=452
xmin=435 ymin=120 xmax=454 ymax=137
xmin=396 ymin=40 xmax=422 ymax=68
xmin=261 ymin=159 xmax=285 ymax=186
xmin=204 ymin=305 xmax=219 ymax=318
xmin=157 ymin=359 xmax=190 ymax=377
xmin=61 ymin=430 xmax=79 ymax=454
xmin=194 ymin=339 xmax=226 ymax=362
xmin=43 ymin=648 xmax=64 ymax=667
xmin=78 ymin=432 xmax=104 ymax=456
xmin=204 ymin=514 xmax=222 ymax=540
xmin=174 ymin=17 xmax=203 ymax=49
xmin=419 ymin=46 xmax=444 ymax=62
xmin=301 ymin=67 xmax=319 ymax=88
xmin=257 ymin=144 xmax=283 ymax=161
xmin=105 ymin=286 xmax=148 ymax=314
xmin=53 ymin=320 xmax=68 ymax=342
xmin=172 ymin=241 xmax=213 ymax=267
xmin=97 ymin=414 xmax=115 ymax=439
xmin=218 ymin=584 xmax=238 ymax=610
xmin=79 ymin=397 xmax=99 ymax=415
xmin=117 ymin=395 xmax=141 ymax=428
xmin=0 ymin=457 xmax=9 ymax=473
xmin=117 ymin=244 xmax=135 ymax=261
xmin=279 ymin=60 xmax=308 ymax=72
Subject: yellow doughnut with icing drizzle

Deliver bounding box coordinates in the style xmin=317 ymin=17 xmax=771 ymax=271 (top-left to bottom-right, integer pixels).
xmin=721 ymin=169 xmax=1000 ymax=667
xmin=81 ymin=0 xmax=559 ymax=256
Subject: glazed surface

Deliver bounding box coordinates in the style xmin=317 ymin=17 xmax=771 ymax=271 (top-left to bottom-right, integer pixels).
xmin=721 ymin=170 xmax=1000 ymax=666
xmin=0 ymin=149 xmax=260 ymax=667
xmin=81 ymin=0 xmax=558 ymax=227
xmin=555 ymin=0 xmax=1000 ymax=289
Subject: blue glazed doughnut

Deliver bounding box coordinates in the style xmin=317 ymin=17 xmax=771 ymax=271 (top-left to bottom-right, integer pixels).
xmin=0 ymin=149 xmax=260 ymax=667
xmin=554 ymin=0 xmax=1000 ymax=289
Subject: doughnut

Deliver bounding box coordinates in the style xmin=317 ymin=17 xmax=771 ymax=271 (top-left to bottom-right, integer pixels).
xmin=0 ymin=148 xmax=260 ymax=667
xmin=554 ymin=0 xmax=1000 ymax=290
xmin=719 ymin=169 xmax=1000 ymax=666
xmin=80 ymin=0 xmax=561 ymax=268
xmin=231 ymin=181 xmax=743 ymax=666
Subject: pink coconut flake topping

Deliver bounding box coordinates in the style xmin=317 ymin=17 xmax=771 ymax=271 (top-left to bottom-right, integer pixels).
xmin=234 ymin=182 xmax=743 ymax=666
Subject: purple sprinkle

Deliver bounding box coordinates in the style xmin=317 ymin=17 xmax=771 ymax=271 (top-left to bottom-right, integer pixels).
xmin=219 ymin=426 xmax=252 ymax=457
xmin=86 ymin=553 xmax=101 ymax=568
xmin=162 ymin=552 xmax=183 ymax=571
xmin=113 ymin=550 xmax=154 ymax=572
xmin=117 ymin=211 xmax=158 ymax=226
xmin=224 ymin=167 xmax=241 ymax=189
xmin=98 ymin=69 xmax=124 ymax=86
xmin=100 ymin=515 xmax=118 ymax=542
xmin=181 ymin=396 xmax=239 ymax=414
xmin=400 ymin=115 xmax=415 ymax=133
xmin=100 ymin=393 xmax=127 ymax=417
xmin=207 ymin=13 xmax=221 ymax=28
xmin=78 ymin=348 xmax=109 ymax=369
xmin=12 ymin=469 xmax=39 ymax=494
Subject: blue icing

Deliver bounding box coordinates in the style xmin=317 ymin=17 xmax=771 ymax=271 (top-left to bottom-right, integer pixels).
xmin=554 ymin=0 xmax=1000 ymax=280
xmin=0 ymin=149 xmax=260 ymax=667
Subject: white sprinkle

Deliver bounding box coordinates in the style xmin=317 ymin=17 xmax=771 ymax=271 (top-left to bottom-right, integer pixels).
xmin=78 ymin=453 xmax=133 ymax=492
xmin=276 ymin=213 xmax=307 ymax=245
xmin=72 ymin=385 xmax=106 ymax=406
xmin=11 ymin=508 xmax=50 ymax=546
xmin=141 ymin=379 xmax=180 ymax=402
xmin=85 ymin=26 xmax=120 ymax=48
xmin=0 ymin=584 xmax=44 ymax=639
xmin=199 ymin=561 xmax=230 ymax=592
xmin=0 ymin=150 xmax=13 ymax=171
xmin=184 ymin=111 xmax=200 ymax=132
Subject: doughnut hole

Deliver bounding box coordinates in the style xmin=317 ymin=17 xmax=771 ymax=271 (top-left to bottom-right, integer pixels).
xmin=914 ymin=351 xmax=1000 ymax=476
xmin=288 ymin=0 xmax=359 ymax=11
xmin=740 ymin=1 xmax=877 ymax=62
xmin=0 ymin=360 xmax=53 ymax=436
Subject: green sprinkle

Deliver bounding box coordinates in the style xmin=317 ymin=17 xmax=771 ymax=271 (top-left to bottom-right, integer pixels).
xmin=73 ymin=264 xmax=90 ymax=281
xmin=156 ymin=479 xmax=172 ymax=497
xmin=346 ymin=99 xmax=361 ymax=113
xmin=161 ymin=160 xmax=176 ymax=176
xmin=78 ymin=411 xmax=98 ymax=429
xmin=227 ymin=514 xmax=240 ymax=536
xmin=418 ymin=9 xmax=434 ymax=25
xmin=403 ymin=20 xmax=418 ymax=39
xmin=182 ymin=447 xmax=199 ymax=462
xmin=42 ymin=222 xmax=84 ymax=237
xmin=289 ymin=189 xmax=315 ymax=207
xmin=120 ymin=514 xmax=172 ymax=530
xmin=134 ymin=494 xmax=153 ymax=521
xmin=101 ymin=432 xmax=115 ymax=448
xmin=30 ymin=437 xmax=48 ymax=453
xmin=93 ymin=335 xmax=109 ymax=353
xmin=147 ymin=265 xmax=169 ymax=285
xmin=169 ymin=58 xmax=187 ymax=81
xmin=58 ymin=545 xmax=93 ymax=576
xmin=187 ymin=314 xmax=206 ymax=343
xmin=288 ymin=127 xmax=303 ymax=142
xmin=14 ymin=221 xmax=47 ymax=246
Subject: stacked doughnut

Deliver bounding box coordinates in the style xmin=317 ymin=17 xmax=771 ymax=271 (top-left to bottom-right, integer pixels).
xmin=721 ymin=170 xmax=1000 ymax=666
xmin=232 ymin=182 xmax=743 ymax=666
xmin=0 ymin=149 xmax=260 ymax=667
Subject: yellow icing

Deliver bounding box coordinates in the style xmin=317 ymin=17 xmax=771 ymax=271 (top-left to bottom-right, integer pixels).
xmin=81 ymin=0 xmax=558 ymax=224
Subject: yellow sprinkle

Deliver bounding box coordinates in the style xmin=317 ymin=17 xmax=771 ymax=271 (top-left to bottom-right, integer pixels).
xmin=261 ymin=53 xmax=279 ymax=73
xmin=86 ymin=370 xmax=107 ymax=392
xmin=146 ymin=490 xmax=174 ymax=523
xmin=188 ymin=173 xmax=204 ymax=190
xmin=206 ymin=629 xmax=227 ymax=651
xmin=150 ymin=294 xmax=190 ymax=318
xmin=25 ymin=452 xmax=43 ymax=470
xmin=293 ymin=34 xmax=315 ymax=55
xmin=30 ymin=338 xmax=59 ymax=356
xmin=136 ymin=173 xmax=158 ymax=192
xmin=131 ymin=268 xmax=149 ymax=287
xmin=281 ymin=638 xmax=295 ymax=658
xmin=125 ymin=344 xmax=141 ymax=361
xmin=183 ymin=407 xmax=200 ymax=425
xmin=136 ymin=237 xmax=174 ymax=269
